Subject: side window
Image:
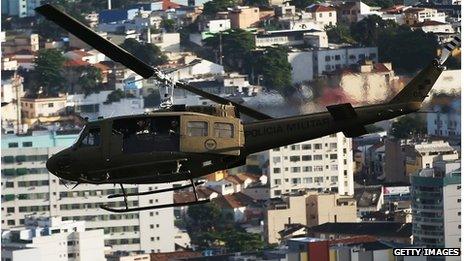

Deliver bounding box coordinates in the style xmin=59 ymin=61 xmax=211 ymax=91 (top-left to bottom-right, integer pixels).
xmin=214 ymin=122 xmax=234 ymax=138
xmin=187 ymin=121 xmax=208 ymax=137
xmin=81 ymin=128 xmax=101 ymax=147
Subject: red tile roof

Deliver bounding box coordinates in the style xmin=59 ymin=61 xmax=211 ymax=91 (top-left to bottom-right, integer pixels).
xmin=64 ymin=59 xmax=90 ymax=67
xmin=373 ymin=63 xmax=391 ymax=73
xmin=330 ymin=235 xmax=378 ymax=246
xmin=212 ymin=192 xmax=254 ymax=209
xmin=224 ymin=173 xmax=259 ymax=185
xmin=404 ymin=7 xmax=425 ymax=13
xmin=173 ymin=187 xmax=217 ymax=204
xmin=307 ymin=4 xmax=336 ymax=12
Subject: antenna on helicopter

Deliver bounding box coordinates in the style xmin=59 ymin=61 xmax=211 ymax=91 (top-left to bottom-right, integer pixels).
xmin=159 ymin=74 xmax=175 ymax=109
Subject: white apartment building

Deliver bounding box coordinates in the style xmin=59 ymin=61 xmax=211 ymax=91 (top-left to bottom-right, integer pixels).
xmin=411 ymin=160 xmax=461 ymax=255
xmin=413 ymin=140 xmax=459 ymax=168
xmin=427 ymin=99 xmax=460 ymax=138
xmin=2 ymin=216 xmax=105 ymax=261
xmin=261 ymin=132 xmax=354 ymax=198
xmin=288 ymin=46 xmax=378 ymax=83
xmin=404 ymin=7 xmax=446 ymax=26
xmin=1 ymin=131 xmax=175 ymax=253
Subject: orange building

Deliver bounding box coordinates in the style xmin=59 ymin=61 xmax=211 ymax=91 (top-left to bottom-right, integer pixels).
xmin=229 ymin=6 xmax=260 ymax=29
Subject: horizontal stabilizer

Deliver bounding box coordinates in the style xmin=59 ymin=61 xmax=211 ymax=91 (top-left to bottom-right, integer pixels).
xmin=327 ymin=103 xmax=367 ymax=137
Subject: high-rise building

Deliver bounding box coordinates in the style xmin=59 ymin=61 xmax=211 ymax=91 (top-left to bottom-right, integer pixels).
xmin=411 ymin=160 xmax=461 ymax=253
xmin=261 ymin=132 xmax=354 ymax=198
xmin=1 ymin=130 xmax=175 ymax=253
xmin=1 ymin=0 xmax=41 ymax=18
xmin=2 ymin=216 xmax=106 ymax=261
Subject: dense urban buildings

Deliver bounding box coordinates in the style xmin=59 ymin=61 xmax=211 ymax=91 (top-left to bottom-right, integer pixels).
xmin=0 ymin=0 xmax=461 ymax=259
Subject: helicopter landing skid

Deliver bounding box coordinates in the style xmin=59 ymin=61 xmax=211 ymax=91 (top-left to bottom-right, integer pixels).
xmin=100 ymin=179 xmax=210 ymax=213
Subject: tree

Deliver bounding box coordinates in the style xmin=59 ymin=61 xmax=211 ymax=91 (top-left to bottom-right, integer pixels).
xmin=161 ymin=19 xmax=176 ymax=33
xmin=244 ymin=0 xmax=269 ymax=6
xmin=105 ymin=89 xmax=135 ymax=103
xmin=253 ymin=46 xmax=292 ymax=93
xmin=390 ymin=114 xmax=426 ymax=138
xmin=204 ymin=29 xmax=255 ymax=71
xmin=377 ymin=26 xmax=438 ymax=73
xmin=78 ymin=66 xmax=103 ymax=96
xmin=120 ymin=39 xmax=168 ymax=66
xmin=325 ymin=24 xmax=356 ymax=44
xmin=34 ymin=49 xmax=66 ymax=96
xmin=203 ymin=0 xmax=238 ymax=16
xmin=221 ymin=230 xmax=265 ymax=252
xmin=187 ymin=202 xmax=222 ymax=232
xmin=362 ymin=0 xmax=395 ymax=8
xmin=350 ymin=15 xmax=397 ymax=46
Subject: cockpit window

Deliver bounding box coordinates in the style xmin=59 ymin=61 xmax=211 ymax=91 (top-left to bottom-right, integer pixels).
xmin=80 ymin=128 xmax=101 ymax=147
xmin=187 ymin=121 xmax=208 ymax=137
xmin=214 ymin=122 xmax=234 ymax=138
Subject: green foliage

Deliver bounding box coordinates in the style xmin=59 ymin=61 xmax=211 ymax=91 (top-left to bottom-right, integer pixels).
xmin=325 ymin=24 xmax=356 ymax=44
xmin=34 ymin=49 xmax=66 ymax=96
xmin=350 ymin=15 xmax=439 ymax=73
xmin=377 ymin=26 xmax=438 ymax=73
xmin=120 ymin=39 xmax=167 ymax=66
xmin=204 ymin=29 xmax=255 ymax=71
xmin=244 ymin=0 xmax=269 ymax=6
xmin=105 ymin=89 xmax=135 ymax=103
xmin=78 ymin=66 xmax=102 ymax=96
xmin=187 ymin=202 xmax=222 ymax=231
xmin=253 ymin=46 xmax=292 ymax=93
xmin=203 ymin=0 xmax=238 ymax=16
xmin=350 ymin=15 xmax=398 ymax=46
xmin=390 ymin=114 xmax=426 ymax=138
xmin=220 ymin=229 xmax=265 ymax=252
xmin=161 ymin=19 xmax=176 ymax=33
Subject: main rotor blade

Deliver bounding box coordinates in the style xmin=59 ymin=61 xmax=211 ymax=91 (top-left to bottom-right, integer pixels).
xmin=35 ymin=4 xmax=155 ymax=78
xmin=176 ymin=82 xmax=273 ymax=120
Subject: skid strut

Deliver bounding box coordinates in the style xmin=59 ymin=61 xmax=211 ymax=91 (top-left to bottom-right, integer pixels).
xmin=100 ymin=180 xmax=210 ymax=213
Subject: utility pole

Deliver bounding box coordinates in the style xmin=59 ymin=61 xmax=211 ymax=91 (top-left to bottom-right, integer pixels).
xmin=219 ymin=32 xmax=223 ymax=66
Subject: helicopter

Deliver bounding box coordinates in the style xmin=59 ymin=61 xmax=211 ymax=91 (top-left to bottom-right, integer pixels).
xmin=37 ymin=4 xmax=460 ymax=212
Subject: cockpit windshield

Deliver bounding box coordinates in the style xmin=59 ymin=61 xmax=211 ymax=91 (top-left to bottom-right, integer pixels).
xmin=79 ymin=127 xmax=101 ymax=147
xmin=112 ymin=116 xmax=180 ymax=153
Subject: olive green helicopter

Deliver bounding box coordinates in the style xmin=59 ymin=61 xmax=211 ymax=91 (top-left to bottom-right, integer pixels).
xmin=36 ymin=4 xmax=460 ymax=212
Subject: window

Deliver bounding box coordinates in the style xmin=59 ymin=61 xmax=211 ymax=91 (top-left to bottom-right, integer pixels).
xmin=22 ymin=142 xmax=33 ymax=147
xmin=330 ymin=165 xmax=338 ymax=171
xmin=273 ymin=157 xmax=281 ymax=163
xmin=214 ymin=122 xmax=233 ymax=138
xmin=330 ymin=154 xmax=337 ymax=159
xmin=292 ymin=178 xmax=301 ymax=184
xmin=289 ymin=156 xmax=300 ymax=162
xmin=7 ymin=207 xmax=14 ymax=213
xmin=335 ymin=55 xmax=341 ymax=61
xmin=303 ymin=166 xmax=312 ymax=172
xmin=314 ymin=143 xmax=322 ymax=149
xmin=303 ymin=177 xmax=312 ymax=183
xmin=325 ymin=56 xmax=330 ymax=61
xmin=291 ymin=167 xmax=301 ymax=173
xmin=81 ymin=128 xmax=101 ymax=147
xmin=274 ymin=190 xmax=281 ymax=196
xmin=302 ymin=144 xmax=311 ymax=150
xmin=8 ymin=143 xmax=18 ymax=148
xmin=314 ymin=166 xmax=323 ymax=172
xmin=290 ymin=145 xmax=300 ymax=150
xmin=314 ymin=154 xmax=323 ymax=160
xmin=273 ymin=168 xmax=281 ymax=174
xmin=330 ymin=143 xmax=337 ymax=149
xmin=302 ymin=155 xmax=312 ymax=161
xmin=187 ymin=121 xmax=208 ymax=137
xmin=48 ymin=103 xmax=54 ymax=108
xmin=274 ymin=179 xmax=281 ymax=185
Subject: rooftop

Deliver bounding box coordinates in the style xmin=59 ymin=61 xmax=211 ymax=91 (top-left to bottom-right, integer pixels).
xmin=309 ymin=222 xmax=412 ymax=238
xmin=354 ymin=185 xmax=383 ymax=208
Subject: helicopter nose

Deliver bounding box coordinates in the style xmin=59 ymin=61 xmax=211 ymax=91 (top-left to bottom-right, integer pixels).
xmin=46 ymin=151 xmax=74 ymax=180
xmin=46 ymin=154 xmax=59 ymax=175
